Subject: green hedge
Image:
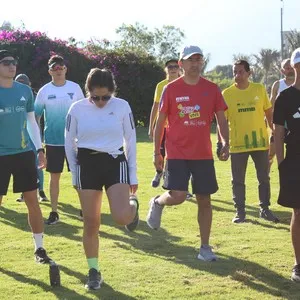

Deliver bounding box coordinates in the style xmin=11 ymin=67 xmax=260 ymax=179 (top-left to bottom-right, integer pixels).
xmin=0 ymin=30 xmax=165 ymax=126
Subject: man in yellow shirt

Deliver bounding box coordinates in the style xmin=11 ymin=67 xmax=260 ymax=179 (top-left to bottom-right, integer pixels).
xmin=148 ymin=59 xmax=181 ymax=188
xmin=223 ymin=60 xmax=279 ymax=223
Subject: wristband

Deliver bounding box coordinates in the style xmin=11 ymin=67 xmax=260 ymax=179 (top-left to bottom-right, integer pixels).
xmin=37 ymin=148 xmax=45 ymax=154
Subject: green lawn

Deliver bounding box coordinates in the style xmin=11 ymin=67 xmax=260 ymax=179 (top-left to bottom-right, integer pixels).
xmin=0 ymin=128 xmax=299 ymax=300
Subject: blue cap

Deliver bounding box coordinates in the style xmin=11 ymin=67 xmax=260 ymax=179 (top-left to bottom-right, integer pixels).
xmin=179 ymin=45 xmax=203 ymax=60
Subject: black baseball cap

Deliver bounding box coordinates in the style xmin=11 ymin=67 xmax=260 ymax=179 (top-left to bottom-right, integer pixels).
xmin=48 ymin=55 xmax=65 ymax=68
xmin=0 ymin=50 xmax=16 ymax=61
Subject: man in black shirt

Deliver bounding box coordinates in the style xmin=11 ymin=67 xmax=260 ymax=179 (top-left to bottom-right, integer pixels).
xmin=273 ymin=47 xmax=300 ymax=282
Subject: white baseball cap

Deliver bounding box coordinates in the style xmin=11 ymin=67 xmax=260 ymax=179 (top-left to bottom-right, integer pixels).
xmin=179 ymin=45 xmax=203 ymax=60
xmin=291 ymin=47 xmax=300 ymax=66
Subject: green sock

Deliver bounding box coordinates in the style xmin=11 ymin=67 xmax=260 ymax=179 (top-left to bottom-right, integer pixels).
xmin=87 ymin=258 xmax=99 ymax=271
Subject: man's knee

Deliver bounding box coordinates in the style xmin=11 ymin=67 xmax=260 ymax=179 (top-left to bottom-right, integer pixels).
xmin=169 ymin=191 xmax=186 ymax=205
xmin=196 ymin=194 xmax=211 ymax=207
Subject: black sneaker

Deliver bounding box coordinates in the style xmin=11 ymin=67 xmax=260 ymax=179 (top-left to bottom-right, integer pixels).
xmin=45 ymin=212 xmax=59 ymax=225
xmin=35 ymin=247 xmax=51 ymax=264
xmin=39 ymin=190 xmax=49 ymax=202
xmin=259 ymin=208 xmax=279 ymax=223
xmin=125 ymin=195 xmax=139 ymax=232
xmin=16 ymin=193 xmax=24 ymax=202
xmin=232 ymin=211 xmax=246 ymax=223
xmin=85 ymin=268 xmax=103 ymax=290
xmin=292 ymin=264 xmax=300 ymax=282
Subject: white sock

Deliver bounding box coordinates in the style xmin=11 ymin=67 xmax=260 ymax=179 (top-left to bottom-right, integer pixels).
xmin=33 ymin=233 xmax=44 ymax=251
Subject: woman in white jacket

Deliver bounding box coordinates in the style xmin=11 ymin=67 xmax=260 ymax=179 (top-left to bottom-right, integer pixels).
xmin=65 ymin=68 xmax=138 ymax=290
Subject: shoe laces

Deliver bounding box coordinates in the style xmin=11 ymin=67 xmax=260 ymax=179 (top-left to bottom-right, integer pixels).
xmin=88 ymin=268 xmax=100 ymax=281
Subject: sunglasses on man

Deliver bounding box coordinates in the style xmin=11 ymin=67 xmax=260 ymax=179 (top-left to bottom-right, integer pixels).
xmin=50 ymin=64 xmax=66 ymax=71
xmin=0 ymin=59 xmax=18 ymax=66
xmin=167 ymin=65 xmax=179 ymax=70
xmin=91 ymin=95 xmax=111 ymax=102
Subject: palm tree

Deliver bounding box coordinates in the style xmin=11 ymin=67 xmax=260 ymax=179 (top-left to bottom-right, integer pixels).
xmin=284 ymin=29 xmax=300 ymax=56
xmin=253 ymin=49 xmax=280 ymax=87
xmin=232 ymin=53 xmax=253 ymax=64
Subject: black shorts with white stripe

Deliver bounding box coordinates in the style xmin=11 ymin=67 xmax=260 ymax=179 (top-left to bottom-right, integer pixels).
xmin=76 ymin=148 xmax=130 ymax=191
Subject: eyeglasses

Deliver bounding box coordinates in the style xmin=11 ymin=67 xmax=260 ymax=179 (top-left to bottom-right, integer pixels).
xmin=0 ymin=59 xmax=18 ymax=66
xmin=91 ymin=95 xmax=111 ymax=101
xmin=50 ymin=65 xmax=66 ymax=71
xmin=167 ymin=65 xmax=179 ymax=70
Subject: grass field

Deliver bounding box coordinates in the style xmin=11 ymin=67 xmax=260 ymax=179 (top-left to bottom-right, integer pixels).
xmin=0 ymin=127 xmax=299 ymax=300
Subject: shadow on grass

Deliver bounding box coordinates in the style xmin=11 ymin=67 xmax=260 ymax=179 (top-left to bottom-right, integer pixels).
xmin=0 ymin=266 xmax=136 ymax=300
xmin=59 ymin=265 xmax=137 ymax=299
xmin=186 ymin=198 xmax=291 ymax=231
xmin=0 ymin=267 xmax=87 ymax=300
xmin=99 ymin=215 xmax=297 ymax=299
xmin=0 ymin=205 xmax=83 ymax=242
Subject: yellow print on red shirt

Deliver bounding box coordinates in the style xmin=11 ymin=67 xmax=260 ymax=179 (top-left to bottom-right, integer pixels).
xmin=177 ymin=104 xmax=201 ymax=119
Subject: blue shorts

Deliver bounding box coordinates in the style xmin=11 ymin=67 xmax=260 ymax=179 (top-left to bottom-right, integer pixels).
xmin=163 ymin=159 xmax=218 ymax=195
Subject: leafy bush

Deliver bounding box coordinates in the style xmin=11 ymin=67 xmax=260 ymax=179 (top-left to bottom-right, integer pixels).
xmin=0 ymin=30 xmax=165 ymax=125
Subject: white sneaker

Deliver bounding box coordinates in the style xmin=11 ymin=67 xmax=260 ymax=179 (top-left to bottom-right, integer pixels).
xmin=197 ymin=245 xmax=217 ymax=261
xmin=146 ymin=196 xmax=164 ymax=230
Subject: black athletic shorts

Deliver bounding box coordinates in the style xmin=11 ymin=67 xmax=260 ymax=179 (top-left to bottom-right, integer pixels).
xmin=76 ymin=148 xmax=130 ymax=191
xmin=46 ymin=145 xmax=69 ymax=173
xmin=0 ymin=151 xmax=38 ymax=195
xmin=278 ymin=155 xmax=300 ymax=208
xmin=163 ymin=159 xmax=218 ymax=195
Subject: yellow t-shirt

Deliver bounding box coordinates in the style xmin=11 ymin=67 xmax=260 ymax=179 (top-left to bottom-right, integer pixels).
xmin=222 ymin=82 xmax=272 ymax=153
xmin=153 ymin=79 xmax=169 ymax=127
xmin=154 ymin=79 xmax=169 ymax=103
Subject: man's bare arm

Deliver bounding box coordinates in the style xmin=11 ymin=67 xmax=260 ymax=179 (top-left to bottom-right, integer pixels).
xmin=274 ymin=124 xmax=285 ymax=165
xmin=270 ymin=80 xmax=279 ymax=108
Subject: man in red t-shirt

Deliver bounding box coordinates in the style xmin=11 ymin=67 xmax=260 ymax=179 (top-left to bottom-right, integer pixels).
xmin=146 ymin=45 xmax=229 ymax=261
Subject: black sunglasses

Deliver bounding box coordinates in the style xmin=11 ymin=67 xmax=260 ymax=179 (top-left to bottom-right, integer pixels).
xmin=0 ymin=59 xmax=18 ymax=66
xmin=91 ymin=95 xmax=111 ymax=101
xmin=167 ymin=65 xmax=179 ymax=70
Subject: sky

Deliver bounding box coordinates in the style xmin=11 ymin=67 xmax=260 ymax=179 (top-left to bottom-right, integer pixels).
xmin=1 ymin=0 xmax=299 ymax=70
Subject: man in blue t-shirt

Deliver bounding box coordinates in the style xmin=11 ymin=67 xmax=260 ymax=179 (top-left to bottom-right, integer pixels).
xmin=0 ymin=49 xmax=52 ymax=263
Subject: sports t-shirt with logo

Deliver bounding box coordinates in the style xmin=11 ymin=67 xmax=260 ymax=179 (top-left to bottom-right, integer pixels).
xmin=35 ymin=80 xmax=84 ymax=146
xmin=222 ymin=82 xmax=271 ymax=153
xmin=0 ymin=82 xmax=34 ymax=156
xmin=65 ymin=97 xmax=137 ymax=184
xmin=159 ymin=77 xmax=227 ymax=160
xmin=273 ymin=86 xmax=300 ymax=156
